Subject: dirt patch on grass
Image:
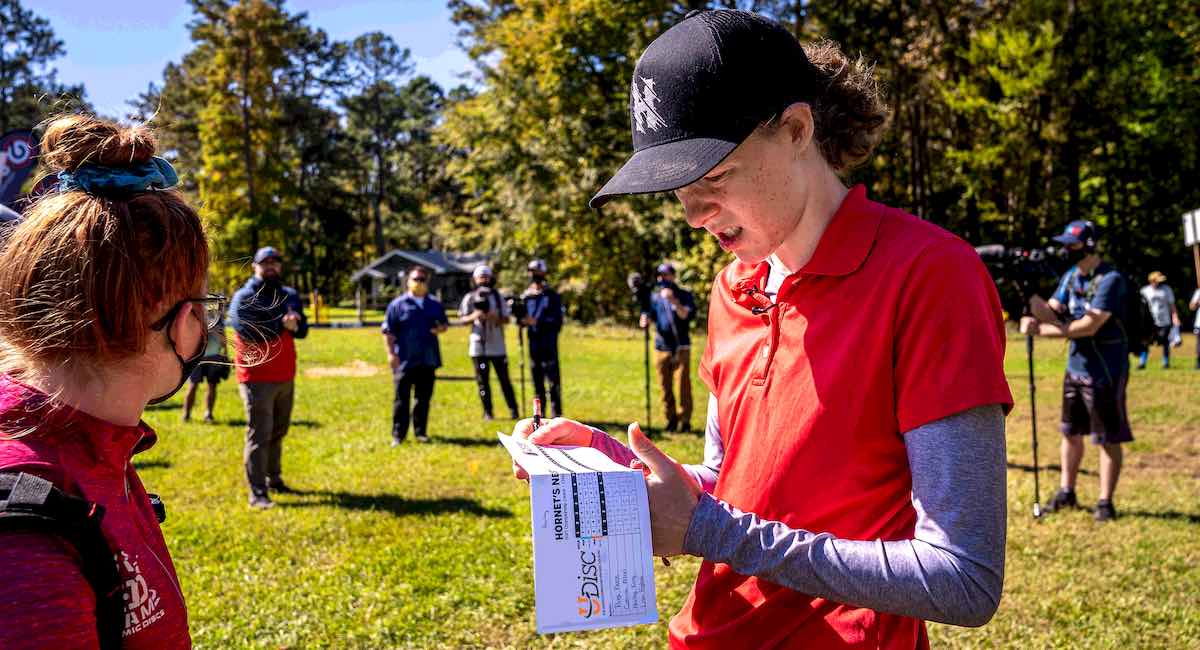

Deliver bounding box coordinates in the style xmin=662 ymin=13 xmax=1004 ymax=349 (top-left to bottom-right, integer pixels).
xmin=304 ymin=359 xmax=380 ymax=378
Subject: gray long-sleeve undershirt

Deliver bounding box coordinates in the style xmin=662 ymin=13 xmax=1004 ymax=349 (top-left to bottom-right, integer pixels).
xmin=590 ymin=400 xmax=1007 ymax=627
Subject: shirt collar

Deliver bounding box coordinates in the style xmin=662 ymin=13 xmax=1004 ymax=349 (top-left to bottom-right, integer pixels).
xmin=797 ymin=184 xmax=883 ymax=277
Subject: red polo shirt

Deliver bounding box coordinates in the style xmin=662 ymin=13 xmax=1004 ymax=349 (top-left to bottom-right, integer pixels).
xmin=670 ymin=185 xmax=1012 ymax=649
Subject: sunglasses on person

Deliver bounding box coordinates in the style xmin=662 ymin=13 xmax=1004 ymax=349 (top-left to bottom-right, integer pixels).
xmin=150 ymin=294 xmax=227 ymax=332
xmin=410 ymin=276 xmax=429 ymax=284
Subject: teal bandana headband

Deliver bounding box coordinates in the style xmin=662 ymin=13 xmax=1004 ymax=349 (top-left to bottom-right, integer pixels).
xmin=57 ymin=156 xmax=179 ymax=195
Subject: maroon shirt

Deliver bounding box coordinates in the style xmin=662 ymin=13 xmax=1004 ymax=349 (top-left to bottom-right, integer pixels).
xmin=0 ymin=375 xmax=190 ymax=649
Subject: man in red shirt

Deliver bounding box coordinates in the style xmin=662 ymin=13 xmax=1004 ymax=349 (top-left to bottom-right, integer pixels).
xmin=512 ymin=10 xmax=1012 ymax=648
xmin=228 ymin=247 xmax=309 ymax=509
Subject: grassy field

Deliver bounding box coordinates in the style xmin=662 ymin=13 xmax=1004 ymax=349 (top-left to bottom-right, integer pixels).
xmin=140 ymin=323 xmax=1200 ymax=648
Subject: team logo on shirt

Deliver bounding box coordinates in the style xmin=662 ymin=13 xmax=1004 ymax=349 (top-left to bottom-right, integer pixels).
xmin=631 ymin=76 xmax=667 ymax=134
xmin=117 ymin=551 xmax=165 ymax=637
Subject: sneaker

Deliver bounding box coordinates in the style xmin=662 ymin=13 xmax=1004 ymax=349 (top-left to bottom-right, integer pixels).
xmin=415 ymin=435 xmax=431 ymax=444
xmin=1094 ymin=500 xmax=1117 ymax=522
xmin=182 ymin=412 xmax=191 ymax=423
xmin=483 ymin=413 xmax=495 ymax=422
xmin=249 ymin=494 xmax=274 ymax=510
xmin=664 ymin=419 xmax=678 ymax=433
xmin=269 ymin=480 xmax=298 ymax=494
xmin=202 ymin=414 xmax=215 ymax=424
xmin=1043 ymin=488 xmax=1078 ymax=513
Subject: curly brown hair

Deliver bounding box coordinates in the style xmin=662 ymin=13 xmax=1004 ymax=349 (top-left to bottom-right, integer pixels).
xmin=799 ymin=40 xmax=891 ymax=173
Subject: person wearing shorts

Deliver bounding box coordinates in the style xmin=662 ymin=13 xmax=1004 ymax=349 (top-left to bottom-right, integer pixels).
xmin=1022 ymin=220 xmax=1132 ymax=521
xmin=183 ymin=314 xmax=229 ymax=423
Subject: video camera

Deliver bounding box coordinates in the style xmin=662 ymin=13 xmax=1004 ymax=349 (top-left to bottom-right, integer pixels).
xmin=507 ymin=294 xmax=528 ymax=321
xmin=974 ymin=244 xmax=1066 ymax=320
xmin=470 ymin=286 xmax=495 ymax=314
xmin=627 ymin=272 xmax=652 ymax=314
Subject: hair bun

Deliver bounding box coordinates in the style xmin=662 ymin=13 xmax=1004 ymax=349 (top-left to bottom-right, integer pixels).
xmin=39 ymin=115 xmax=157 ymax=173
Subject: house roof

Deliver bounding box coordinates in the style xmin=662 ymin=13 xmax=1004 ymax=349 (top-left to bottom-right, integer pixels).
xmin=351 ymin=249 xmax=492 ymax=282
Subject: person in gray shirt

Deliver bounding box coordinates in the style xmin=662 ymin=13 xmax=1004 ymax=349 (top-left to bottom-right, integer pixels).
xmin=460 ymin=265 xmax=519 ymax=420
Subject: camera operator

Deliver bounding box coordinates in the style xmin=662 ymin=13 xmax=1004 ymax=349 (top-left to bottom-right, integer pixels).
xmin=639 ymin=263 xmax=696 ymax=432
xmin=460 ymin=265 xmax=519 ymax=420
xmin=518 ymin=259 xmax=564 ymax=417
xmin=1020 ymin=220 xmax=1132 ymax=521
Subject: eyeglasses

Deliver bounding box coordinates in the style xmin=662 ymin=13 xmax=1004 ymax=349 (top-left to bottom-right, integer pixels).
xmin=410 ymin=276 xmax=429 ymax=283
xmin=150 ymin=294 xmax=227 ymax=332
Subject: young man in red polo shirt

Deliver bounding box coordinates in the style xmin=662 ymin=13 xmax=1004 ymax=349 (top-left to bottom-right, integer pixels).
xmin=511 ymin=10 xmax=1012 ymax=648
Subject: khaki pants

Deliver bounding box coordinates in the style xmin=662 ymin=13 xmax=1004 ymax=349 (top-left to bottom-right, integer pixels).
xmin=655 ymin=348 xmax=692 ymax=430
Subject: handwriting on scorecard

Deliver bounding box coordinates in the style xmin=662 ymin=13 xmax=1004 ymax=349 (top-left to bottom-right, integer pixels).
xmin=499 ymin=433 xmax=658 ymax=633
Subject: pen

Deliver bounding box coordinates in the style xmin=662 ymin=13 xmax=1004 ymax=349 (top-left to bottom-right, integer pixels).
xmin=532 ymin=398 xmax=542 ymax=430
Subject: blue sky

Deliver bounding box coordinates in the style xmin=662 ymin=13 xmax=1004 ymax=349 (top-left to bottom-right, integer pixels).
xmin=35 ymin=0 xmax=474 ymax=117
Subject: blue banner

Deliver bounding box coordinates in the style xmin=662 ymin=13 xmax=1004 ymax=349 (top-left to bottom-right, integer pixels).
xmin=0 ymin=130 xmax=37 ymax=208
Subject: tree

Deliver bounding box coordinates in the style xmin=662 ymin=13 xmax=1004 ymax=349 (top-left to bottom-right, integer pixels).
xmin=340 ymin=32 xmax=417 ymax=255
xmin=0 ymin=0 xmax=88 ymax=136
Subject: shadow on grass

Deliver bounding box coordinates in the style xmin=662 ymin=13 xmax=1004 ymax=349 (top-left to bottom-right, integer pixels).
xmin=133 ymin=459 xmax=172 ymax=470
xmin=1123 ymin=510 xmax=1200 ymax=525
xmin=584 ymin=421 xmax=703 ymax=438
xmin=436 ymin=375 xmax=476 ymax=382
xmin=1007 ymin=462 xmax=1095 ymax=477
xmin=278 ymin=490 xmax=512 ymax=518
xmin=425 ymin=436 xmax=503 ymax=448
xmin=224 ymin=419 xmax=322 ymax=429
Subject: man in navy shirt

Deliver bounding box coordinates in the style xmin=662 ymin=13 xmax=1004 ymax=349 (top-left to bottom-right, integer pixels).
xmin=519 ymin=259 xmax=565 ymax=417
xmin=382 ymin=266 xmax=450 ymax=445
xmin=639 ymin=263 xmax=697 ymax=432
xmin=1021 ymin=221 xmax=1132 ymax=521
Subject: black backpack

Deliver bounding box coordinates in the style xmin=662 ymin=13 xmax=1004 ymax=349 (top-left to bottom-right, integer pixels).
xmin=0 ymin=472 xmax=164 ymax=649
xmin=1082 ymin=269 xmax=1152 ymax=356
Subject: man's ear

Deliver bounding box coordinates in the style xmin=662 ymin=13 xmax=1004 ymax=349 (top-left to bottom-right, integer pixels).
xmin=779 ymin=102 xmax=815 ymax=153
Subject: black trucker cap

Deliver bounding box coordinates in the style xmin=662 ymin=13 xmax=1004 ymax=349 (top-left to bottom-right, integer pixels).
xmin=589 ymin=10 xmax=816 ymax=208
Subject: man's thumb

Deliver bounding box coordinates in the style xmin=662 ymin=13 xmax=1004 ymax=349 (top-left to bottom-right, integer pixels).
xmin=628 ymin=422 xmax=672 ymax=476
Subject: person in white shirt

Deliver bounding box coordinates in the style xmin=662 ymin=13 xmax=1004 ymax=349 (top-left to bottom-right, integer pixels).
xmin=1138 ymin=271 xmax=1179 ymax=369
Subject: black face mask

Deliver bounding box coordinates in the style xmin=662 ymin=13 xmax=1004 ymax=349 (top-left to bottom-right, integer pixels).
xmin=148 ymin=311 xmax=207 ymax=405
xmin=1064 ymin=247 xmax=1090 ymax=267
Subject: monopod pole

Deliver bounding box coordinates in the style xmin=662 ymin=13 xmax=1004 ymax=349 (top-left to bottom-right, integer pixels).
xmin=643 ymin=326 xmax=652 ymax=432
xmin=1027 ymin=334 xmax=1042 ymax=519
xmin=518 ymin=326 xmax=527 ymax=413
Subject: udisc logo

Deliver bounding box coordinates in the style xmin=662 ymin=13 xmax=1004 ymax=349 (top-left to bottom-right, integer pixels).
xmin=576 ymin=549 xmax=603 ymax=618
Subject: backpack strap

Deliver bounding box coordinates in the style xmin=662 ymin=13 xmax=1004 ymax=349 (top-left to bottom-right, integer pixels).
xmin=0 ymin=472 xmax=124 ymax=650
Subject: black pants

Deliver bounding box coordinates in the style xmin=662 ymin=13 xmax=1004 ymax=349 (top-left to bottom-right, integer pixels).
xmin=530 ymin=355 xmax=563 ymax=417
xmin=393 ymin=366 xmax=436 ymax=441
xmin=473 ymin=355 xmax=518 ymax=417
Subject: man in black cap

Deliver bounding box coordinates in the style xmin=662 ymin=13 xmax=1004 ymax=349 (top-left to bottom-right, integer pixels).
xmin=1021 ymin=220 xmax=1133 ymax=521
xmin=228 ymin=246 xmax=309 ymax=509
xmin=639 ymin=262 xmax=696 ymax=432
xmin=519 ymin=259 xmax=565 ymax=417
xmin=511 ymin=10 xmax=1013 ymax=648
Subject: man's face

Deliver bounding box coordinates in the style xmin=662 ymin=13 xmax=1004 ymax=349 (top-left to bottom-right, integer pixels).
xmin=255 ymin=258 xmax=283 ymax=281
xmin=672 ymin=110 xmax=813 ymax=265
xmin=475 ymin=273 xmax=492 ymax=287
xmin=658 ymin=271 xmax=676 ymax=285
xmin=408 ymin=271 xmax=429 ymax=295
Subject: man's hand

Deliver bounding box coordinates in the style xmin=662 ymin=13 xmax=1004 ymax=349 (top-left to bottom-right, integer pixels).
xmin=639 ymin=314 xmax=650 ymax=329
xmin=1028 ymin=295 xmax=1058 ymax=323
xmin=659 ymin=287 xmax=676 ymax=304
xmin=510 ymin=418 xmax=596 ymax=480
xmin=521 ymin=316 xmax=536 ymax=327
xmin=627 ymin=422 xmax=701 ymax=557
xmin=1019 ymin=316 xmax=1039 ymax=336
xmin=282 ymin=309 xmax=300 ymax=332
xmin=388 ymin=354 xmax=400 ymax=369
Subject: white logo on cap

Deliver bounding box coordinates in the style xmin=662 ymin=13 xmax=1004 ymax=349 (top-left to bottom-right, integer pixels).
xmin=631 ymin=76 xmax=667 ymax=134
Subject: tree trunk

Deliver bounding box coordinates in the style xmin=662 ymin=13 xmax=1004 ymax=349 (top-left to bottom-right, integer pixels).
xmin=241 ymin=44 xmax=259 ymax=251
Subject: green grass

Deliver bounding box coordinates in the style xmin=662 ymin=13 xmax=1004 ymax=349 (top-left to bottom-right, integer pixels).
xmin=141 ymin=325 xmax=1200 ymax=648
